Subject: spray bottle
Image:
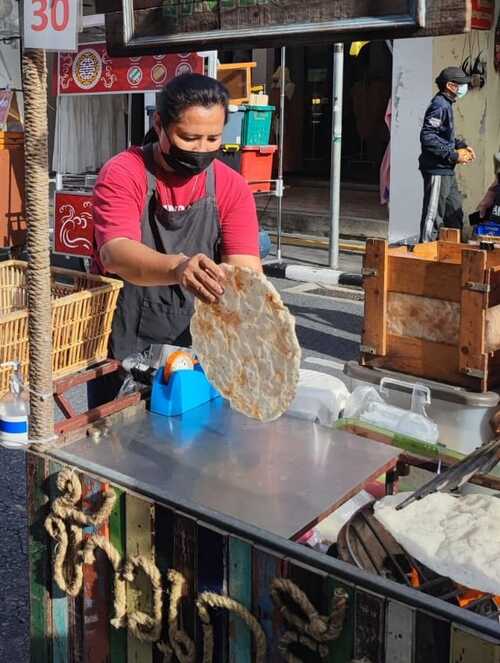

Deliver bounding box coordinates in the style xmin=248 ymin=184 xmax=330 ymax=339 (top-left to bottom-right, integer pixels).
xmin=0 ymin=361 xmax=29 ymax=449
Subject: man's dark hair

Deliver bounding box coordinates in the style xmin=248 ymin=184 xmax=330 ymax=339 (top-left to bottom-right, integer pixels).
xmin=158 ymin=73 xmax=229 ymax=129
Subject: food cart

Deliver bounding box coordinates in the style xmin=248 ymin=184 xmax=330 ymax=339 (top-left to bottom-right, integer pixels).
xmin=20 ymin=1 xmax=500 ymax=661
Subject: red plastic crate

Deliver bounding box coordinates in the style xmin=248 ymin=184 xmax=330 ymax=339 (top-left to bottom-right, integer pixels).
xmin=240 ymin=145 xmax=277 ymax=193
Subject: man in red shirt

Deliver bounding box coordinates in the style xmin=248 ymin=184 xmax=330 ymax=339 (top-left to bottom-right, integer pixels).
xmin=91 ymin=73 xmax=261 ymax=404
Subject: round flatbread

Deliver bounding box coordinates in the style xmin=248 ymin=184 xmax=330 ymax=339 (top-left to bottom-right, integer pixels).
xmin=190 ymin=265 xmax=301 ymax=421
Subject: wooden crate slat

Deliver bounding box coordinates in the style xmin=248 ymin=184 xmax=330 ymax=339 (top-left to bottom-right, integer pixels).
xmin=362 ymin=239 xmax=388 ymax=356
xmin=382 ymin=334 xmax=480 ymax=389
xmin=439 ymin=228 xmax=461 ymax=243
xmin=387 ymin=256 xmax=463 ymax=302
xmin=459 ymin=249 xmax=488 ymax=384
xmin=228 ymin=537 xmax=252 ymax=663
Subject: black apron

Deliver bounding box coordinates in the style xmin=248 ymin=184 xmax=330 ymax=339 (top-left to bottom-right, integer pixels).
xmin=110 ymin=143 xmax=221 ymax=361
xmin=87 ymin=144 xmax=220 ymax=408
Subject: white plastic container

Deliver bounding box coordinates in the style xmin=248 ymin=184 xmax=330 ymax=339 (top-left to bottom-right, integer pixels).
xmin=344 ymin=361 xmax=500 ymax=455
xmin=286 ymin=369 xmax=349 ymax=427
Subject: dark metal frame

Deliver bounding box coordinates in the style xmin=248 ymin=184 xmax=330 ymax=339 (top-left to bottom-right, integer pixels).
xmin=118 ymin=0 xmax=424 ymax=50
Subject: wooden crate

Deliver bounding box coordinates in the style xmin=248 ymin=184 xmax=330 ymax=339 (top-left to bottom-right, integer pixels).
xmin=361 ymin=230 xmax=500 ymax=392
xmin=0 ymin=261 xmax=122 ymax=396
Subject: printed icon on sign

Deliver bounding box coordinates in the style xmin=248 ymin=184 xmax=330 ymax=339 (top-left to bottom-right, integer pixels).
xmin=175 ymin=62 xmax=193 ymax=76
xmin=127 ymin=66 xmax=143 ymax=87
xmin=72 ymin=49 xmax=102 ymax=90
xmin=151 ymin=63 xmax=167 ymax=85
xmin=129 ymin=57 xmax=142 ymax=62
xmin=153 ymin=55 xmax=166 ymax=61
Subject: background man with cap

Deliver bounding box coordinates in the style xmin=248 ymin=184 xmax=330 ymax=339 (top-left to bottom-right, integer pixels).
xmin=419 ymin=66 xmax=475 ymax=242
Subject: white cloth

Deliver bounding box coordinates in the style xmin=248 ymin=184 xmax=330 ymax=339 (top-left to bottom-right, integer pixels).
xmin=375 ymin=492 xmax=500 ymax=595
xmin=53 ymin=94 xmax=127 ymax=174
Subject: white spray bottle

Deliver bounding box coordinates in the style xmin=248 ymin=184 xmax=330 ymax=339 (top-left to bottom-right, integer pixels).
xmin=0 ymin=361 xmax=29 ymax=449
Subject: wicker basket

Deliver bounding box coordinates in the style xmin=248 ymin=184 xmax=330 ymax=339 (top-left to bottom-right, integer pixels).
xmin=0 ymin=261 xmax=123 ymax=396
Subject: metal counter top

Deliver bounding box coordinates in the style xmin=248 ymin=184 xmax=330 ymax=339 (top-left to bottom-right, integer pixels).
xmin=50 ymin=400 xmax=399 ymax=540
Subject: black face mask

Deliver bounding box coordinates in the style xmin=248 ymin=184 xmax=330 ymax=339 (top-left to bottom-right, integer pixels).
xmin=161 ymin=143 xmax=219 ymax=177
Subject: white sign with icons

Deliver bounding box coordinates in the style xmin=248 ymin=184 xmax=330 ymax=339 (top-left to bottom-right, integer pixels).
xmin=23 ymin=0 xmax=78 ymax=51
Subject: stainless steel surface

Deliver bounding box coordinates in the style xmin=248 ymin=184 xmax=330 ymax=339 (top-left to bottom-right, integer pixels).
xmin=51 ymin=401 xmax=398 ymax=539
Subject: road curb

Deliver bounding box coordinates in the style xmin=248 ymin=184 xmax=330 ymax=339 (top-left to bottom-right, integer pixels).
xmin=263 ymin=262 xmax=363 ymax=288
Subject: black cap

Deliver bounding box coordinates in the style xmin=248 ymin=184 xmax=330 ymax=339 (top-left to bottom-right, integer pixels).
xmin=436 ymin=66 xmax=471 ymax=86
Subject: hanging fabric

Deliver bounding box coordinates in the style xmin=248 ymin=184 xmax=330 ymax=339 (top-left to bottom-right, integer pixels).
xmin=53 ymin=95 xmax=127 ymax=174
xmin=379 ymin=98 xmax=392 ymax=205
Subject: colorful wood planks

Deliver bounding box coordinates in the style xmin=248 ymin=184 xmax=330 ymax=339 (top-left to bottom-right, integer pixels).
xmin=27 ymin=454 xmax=52 ymax=663
xmin=228 ymin=537 xmax=252 ymax=663
xmin=109 ymin=486 xmax=127 ymax=663
xmin=81 ymin=477 xmax=111 ymax=663
xmin=28 ymin=461 xmax=500 ymax=663
xmin=125 ymin=493 xmax=154 ymax=663
xmin=252 ymin=546 xmax=285 ymax=662
xmin=48 ymin=461 xmax=69 ymax=663
xmin=197 ymin=525 xmax=228 ymax=662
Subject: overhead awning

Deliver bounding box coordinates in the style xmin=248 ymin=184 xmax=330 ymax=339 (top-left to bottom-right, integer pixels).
xmin=96 ymin=0 xmax=471 ymax=56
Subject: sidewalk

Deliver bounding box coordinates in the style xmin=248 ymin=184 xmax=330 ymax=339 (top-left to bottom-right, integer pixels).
xmin=256 ymin=183 xmax=388 ymax=240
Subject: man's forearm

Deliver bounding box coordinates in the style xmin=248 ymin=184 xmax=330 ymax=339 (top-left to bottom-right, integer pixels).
xmin=100 ymin=238 xmax=186 ymax=286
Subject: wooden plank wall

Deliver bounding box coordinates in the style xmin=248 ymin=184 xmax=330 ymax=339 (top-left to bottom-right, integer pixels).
xmin=29 ymin=463 xmax=500 ymax=662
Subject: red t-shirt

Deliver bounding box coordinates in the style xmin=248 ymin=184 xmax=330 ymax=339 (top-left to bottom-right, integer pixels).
xmin=92 ymin=146 xmax=259 ymax=272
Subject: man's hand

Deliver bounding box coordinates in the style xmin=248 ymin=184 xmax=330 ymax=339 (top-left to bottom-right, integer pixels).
xmin=466 ymin=146 xmax=476 ymax=161
xmin=174 ymin=254 xmax=226 ymax=304
xmin=457 ymin=148 xmax=474 ymax=164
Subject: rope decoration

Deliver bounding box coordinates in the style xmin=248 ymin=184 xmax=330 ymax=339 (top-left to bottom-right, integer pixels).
xmin=45 ymin=470 xmax=347 ymax=661
xmin=271 ymin=578 xmax=348 ymax=661
xmin=197 ymin=592 xmax=267 ymax=663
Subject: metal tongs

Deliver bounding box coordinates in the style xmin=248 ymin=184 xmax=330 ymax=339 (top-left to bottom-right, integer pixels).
xmin=395 ymin=437 xmax=500 ymax=511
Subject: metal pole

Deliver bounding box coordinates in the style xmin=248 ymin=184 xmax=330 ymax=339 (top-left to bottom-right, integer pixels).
xmin=276 ymin=46 xmax=286 ymax=262
xmin=328 ymin=43 xmax=344 ymax=269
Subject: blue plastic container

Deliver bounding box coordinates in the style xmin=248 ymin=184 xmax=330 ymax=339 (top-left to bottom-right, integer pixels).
xmin=150 ymin=363 xmax=221 ymax=417
xmin=473 ymin=222 xmax=500 ymax=237
xmin=223 ymin=106 xmax=245 ymax=145
xmin=241 ymin=105 xmax=275 ymax=146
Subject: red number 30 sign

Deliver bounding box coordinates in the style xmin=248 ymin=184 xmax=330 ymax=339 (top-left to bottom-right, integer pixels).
xmin=24 ymin=0 xmax=77 ymax=51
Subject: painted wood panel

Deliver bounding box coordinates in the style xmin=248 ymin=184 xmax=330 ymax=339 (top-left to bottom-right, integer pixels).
xmin=197 ymin=524 xmax=229 ymax=662
xmin=228 ymin=537 xmax=252 ymax=663
xmin=252 ymin=546 xmax=284 ymax=662
xmin=126 ymin=493 xmax=153 ymax=663
xmin=81 ymin=477 xmax=111 ymax=663
xmin=109 ymin=486 xmax=127 ymax=663
xmin=27 ymin=454 xmax=52 ymax=663
xmin=48 ymin=462 xmax=69 ymax=663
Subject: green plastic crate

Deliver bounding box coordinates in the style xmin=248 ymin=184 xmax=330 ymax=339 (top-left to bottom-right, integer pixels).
xmin=240 ymin=105 xmax=275 ymax=146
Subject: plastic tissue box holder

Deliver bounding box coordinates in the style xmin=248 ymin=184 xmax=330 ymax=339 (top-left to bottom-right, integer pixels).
xmin=150 ymin=363 xmax=221 ymax=417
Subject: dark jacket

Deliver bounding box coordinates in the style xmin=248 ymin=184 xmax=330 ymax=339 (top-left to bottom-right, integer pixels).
xmin=419 ymin=92 xmax=467 ymax=175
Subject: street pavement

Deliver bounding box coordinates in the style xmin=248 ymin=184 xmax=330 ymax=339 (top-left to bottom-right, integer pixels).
xmin=0 ymin=245 xmax=364 ymax=661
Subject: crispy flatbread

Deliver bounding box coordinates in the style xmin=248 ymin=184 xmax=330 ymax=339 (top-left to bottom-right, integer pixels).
xmin=190 ymin=265 xmax=301 ymax=421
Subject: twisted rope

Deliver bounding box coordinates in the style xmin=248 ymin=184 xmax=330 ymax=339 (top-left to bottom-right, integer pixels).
xmin=45 ymin=470 xmax=347 ymax=661
xmin=271 ymin=578 xmax=348 ymax=659
xmin=21 ymin=49 xmax=54 ymax=441
xmin=197 ymin=592 xmax=267 ymax=663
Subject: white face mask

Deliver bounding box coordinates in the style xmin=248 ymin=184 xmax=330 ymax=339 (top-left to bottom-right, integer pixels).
xmin=455 ymin=83 xmax=468 ymax=99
